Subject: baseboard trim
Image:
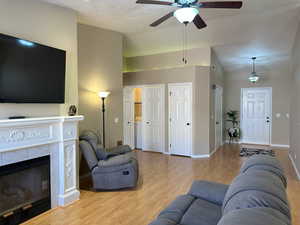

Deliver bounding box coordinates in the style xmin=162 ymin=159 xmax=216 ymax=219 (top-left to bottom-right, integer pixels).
xmin=58 ymin=189 xmax=80 ymax=206
xmin=271 ymin=144 xmax=290 ymax=148
xmin=289 ymin=153 xmax=300 ymax=180
xmin=210 ymin=145 xmax=221 ymax=157
xmin=191 ymin=154 xmax=210 ymax=159
xmin=225 ymin=140 xmax=241 ymax=144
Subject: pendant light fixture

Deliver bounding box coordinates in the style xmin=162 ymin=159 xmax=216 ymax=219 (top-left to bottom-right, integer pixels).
xmin=248 ymin=57 xmax=260 ymax=84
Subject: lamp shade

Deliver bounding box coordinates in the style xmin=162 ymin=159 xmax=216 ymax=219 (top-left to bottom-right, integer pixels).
xmin=174 ymin=7 xmax=199 ymax=23
xmin=98 ymin=91 xmax=110 ymax=98
xmin=248 ymin=73 xmax=260 ymax=83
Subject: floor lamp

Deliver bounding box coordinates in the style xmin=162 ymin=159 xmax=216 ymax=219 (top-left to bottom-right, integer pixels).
xmin=98 ymin=91 xmax=110 ymax=148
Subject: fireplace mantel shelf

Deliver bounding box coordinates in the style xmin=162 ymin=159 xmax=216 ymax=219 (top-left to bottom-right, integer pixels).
xmin=0 ymin=115 xmax=84 ymax=208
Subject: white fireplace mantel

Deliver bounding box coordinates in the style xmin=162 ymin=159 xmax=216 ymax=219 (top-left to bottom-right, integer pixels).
xmin=0 ymin=115 xmax=84 ymax=208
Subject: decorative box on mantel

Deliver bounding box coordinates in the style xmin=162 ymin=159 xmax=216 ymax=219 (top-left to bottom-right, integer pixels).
xmin=0 ymin=116 xmax=84 ymax=209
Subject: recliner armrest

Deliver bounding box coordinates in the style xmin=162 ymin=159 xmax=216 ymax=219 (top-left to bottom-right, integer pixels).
xmin=97 ymin=154 xmax=131 ymax=168
xmin=188 ymin=180 xmax=229 ymax=205
xmin=106 ymin=145 xmax=132 ymax=157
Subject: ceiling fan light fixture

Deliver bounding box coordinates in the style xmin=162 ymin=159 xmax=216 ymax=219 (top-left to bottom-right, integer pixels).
xmin=174 ymin=7 xmax=199 ymax=23
xmin=248 ymin=73 xmax=260 ymax=83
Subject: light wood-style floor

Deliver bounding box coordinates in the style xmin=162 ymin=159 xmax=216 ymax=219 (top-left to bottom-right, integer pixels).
xmin=24 ymin=144 xmax=300 ymax=225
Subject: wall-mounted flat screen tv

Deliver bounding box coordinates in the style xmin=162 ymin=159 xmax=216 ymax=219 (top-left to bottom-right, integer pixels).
xmin=0 ymin=33 xmax=66 ymax=103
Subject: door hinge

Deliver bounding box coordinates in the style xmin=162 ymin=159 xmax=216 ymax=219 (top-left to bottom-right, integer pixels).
xmin=169 ymin=92 xmax=172 ymax=96
xmin=170 ymin=144 xmax=171 ymax=148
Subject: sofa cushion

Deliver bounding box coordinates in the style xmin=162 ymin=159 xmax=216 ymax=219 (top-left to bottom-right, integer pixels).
xmin=95 ymin=144 xmax=109 ymax=160
xmin=158 ymin=195 xmax=195 ymax=224
xmin=153 ymin=195 xmax=222 ymax=225
xmin=180 ymin=198 xmax=222 ymax=225
xmin=188 ymin=181 xmax=229 ymax=206
xmin=149 ymin=218 xmax=178 ymax=225
xmin=240 ymin=155 xmax=287 ymax=187
xmin=79 ymin=130 xmax=99 ymax=150
xmin=79 ymin=140 xmax=98 ymax=170
xmin=222 ymin=170 xmax=290 ymax=219
xmin=217 ymin=208 xmax=291 ymax=225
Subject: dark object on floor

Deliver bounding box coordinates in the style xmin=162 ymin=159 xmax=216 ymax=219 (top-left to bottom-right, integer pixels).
xmin=149 ymin=155 xmax=290 ymax=225
xmin=240 ymin=147 xmax=275 ymax=157
xmin=79 ymin=130 xmax=139 ymax=190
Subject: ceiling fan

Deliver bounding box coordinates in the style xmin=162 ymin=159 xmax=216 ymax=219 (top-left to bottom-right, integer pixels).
xmin=136 ymin=0 xmax=243 ymax=29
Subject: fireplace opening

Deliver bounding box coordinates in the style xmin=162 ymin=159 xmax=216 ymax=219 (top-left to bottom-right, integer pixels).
xmin=0 ymin=156 xmax=51 ymax=225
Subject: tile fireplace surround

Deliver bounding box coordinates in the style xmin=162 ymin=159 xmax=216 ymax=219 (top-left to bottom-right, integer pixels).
xmin=0 ymin=116 xmax=84 ymax=209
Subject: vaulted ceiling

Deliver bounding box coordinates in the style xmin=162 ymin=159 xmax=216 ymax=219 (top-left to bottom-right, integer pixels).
xmin=40 ymin=0 xmax=300 ymax=71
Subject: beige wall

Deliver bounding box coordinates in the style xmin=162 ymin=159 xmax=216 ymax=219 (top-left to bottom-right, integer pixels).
xmin=124 ymin=47 xmax=211 ymax=72
xmin=290 ymin=22 xmax=300 ymax=176
xmin=224 ymin=64 xmax=291 ymax=146
xmin=124 ymin=66 xmax=211 ymax=155
xmin=78 ymin=24 xmax=123 ymax=148
xmin=209 ymin=51 xmax=225 ymax=153
xmin=194 ymin=66 xmax=211 ymax=155
xmin=0 ymin=0 xmax=78 ymax=119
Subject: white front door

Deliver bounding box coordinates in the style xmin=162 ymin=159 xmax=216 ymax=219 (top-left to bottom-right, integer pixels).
xmin=142 ymin=85 xmax=165 ymax=152
xmin=241 ymin=87 xmax=272 ymax=145
xmin=169 ymin=83 xmax=192 ymax=156
xmin=215 ymin=86 xmax=223 ymax=150
xmin=123 ymin=87 xmax=135 ymax=149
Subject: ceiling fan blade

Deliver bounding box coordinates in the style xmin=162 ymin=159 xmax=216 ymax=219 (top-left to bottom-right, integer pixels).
xmin=136 ymin=0 xmax=173 ymax=6
xmin=193 ymin=14 xmax=207 ymax=29
xmin=150 ymin=11 xmax=174 ymax=27
xmin=199 ymin=1 xmax=243 ymax=9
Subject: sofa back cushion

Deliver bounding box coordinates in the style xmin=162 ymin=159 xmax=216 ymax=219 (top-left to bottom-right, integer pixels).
xmin=222 ymin=170 xmax=290 ymax=220
xmin=218 ymin=208 xmax=291 ymax=225
xmin=79 ymin=140 xmax=99 ymax=170
xmin=240 ymin=155 xmax=287 ymax=187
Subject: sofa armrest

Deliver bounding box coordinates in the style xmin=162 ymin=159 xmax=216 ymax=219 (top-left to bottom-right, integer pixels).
xmin=98 ymin=154 xmax=131 ymax=168
xmin=106 ymin=145 xmax=132 ymax=157
xmin=188 ymin=181 xmax=229 ymax=205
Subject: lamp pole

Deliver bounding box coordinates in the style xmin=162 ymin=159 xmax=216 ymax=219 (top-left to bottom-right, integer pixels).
xmin=99 ymin=91 xmax=110 ymax=148
xmin=101 ymin=97 xmax=106 ymax=148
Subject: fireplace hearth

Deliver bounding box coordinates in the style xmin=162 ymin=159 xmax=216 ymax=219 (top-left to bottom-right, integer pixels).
xmin=0 ymin=156 xmax=51 ymax=225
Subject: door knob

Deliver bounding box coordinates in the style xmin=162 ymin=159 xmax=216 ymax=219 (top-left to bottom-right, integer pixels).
xmin=187 ymin=123 xmax=191 ymax=126
xmin=216 ymin=122 xmax=219 ymax=125
xmin=266 ymin=120 xmax=270 ymax=123
xmin=128 ymin=121 xmax=131 ymax=124
xmin=146 ymin=122 xmax=150 ymax=124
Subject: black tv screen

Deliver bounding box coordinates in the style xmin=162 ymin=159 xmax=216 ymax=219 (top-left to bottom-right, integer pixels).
xmin=0 ymin=33 xmax=66 ymax=103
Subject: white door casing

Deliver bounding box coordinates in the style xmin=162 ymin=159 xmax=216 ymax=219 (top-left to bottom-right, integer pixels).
xmin=123 ymin=87 xmax=135 ymax=149
xmin=142 ymin=85 xmax=165 ymax=153
xmin=214 ymin=85 xmax=223 ymax=150
xmin=241 ymin=87 xmax=272 ymax=145
xmin=168 ymin=83 xmax=193 ymax=156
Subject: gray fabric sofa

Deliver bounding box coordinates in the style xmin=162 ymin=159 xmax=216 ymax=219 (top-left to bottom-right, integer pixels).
xmin=149 ymin=155 xmax=291 ymax=225
xmin=79 ymin=130 xmax=139 ymax=190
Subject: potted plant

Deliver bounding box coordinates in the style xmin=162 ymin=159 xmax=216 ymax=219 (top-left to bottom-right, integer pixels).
xmin=226 ymin=110 xmax=240 ymax=143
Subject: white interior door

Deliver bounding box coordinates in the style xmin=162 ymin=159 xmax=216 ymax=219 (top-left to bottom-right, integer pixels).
xmin=169 ymin=83 xmax=192 ymax=156
xmin=142 ymin=85 xmax=165 ymax=152
xmin=241 ymin=87 xmax=272 ymax=145
xmin=215 ymin=86 xmax=223 ymax=150
xmin=123 ymin=87 xmax=135 ymax=149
